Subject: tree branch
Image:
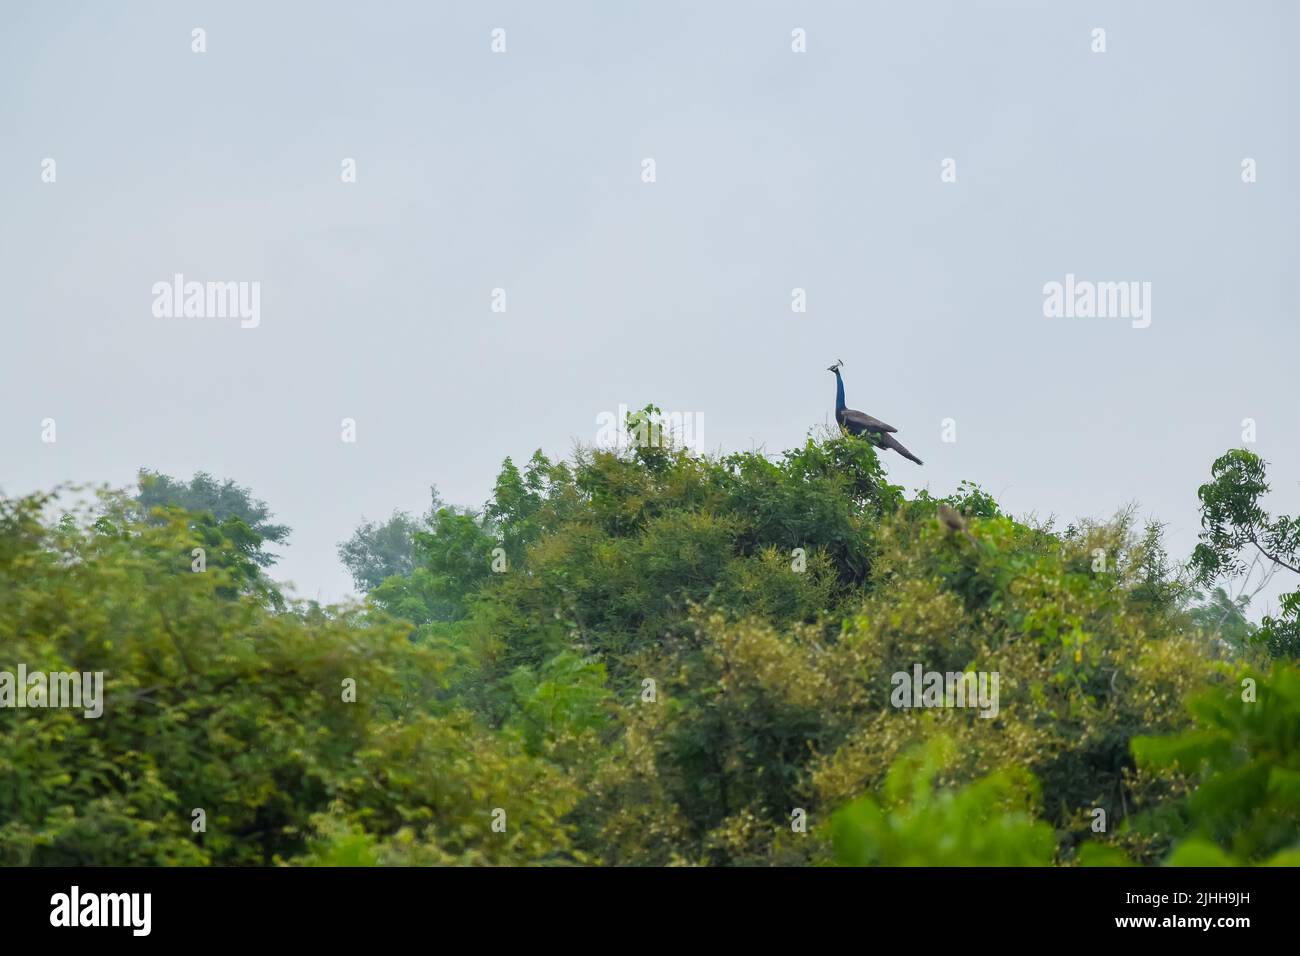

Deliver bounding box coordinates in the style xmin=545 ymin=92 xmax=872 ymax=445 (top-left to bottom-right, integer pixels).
xmin=1249 ymin=535 xmax=1300 ymax=576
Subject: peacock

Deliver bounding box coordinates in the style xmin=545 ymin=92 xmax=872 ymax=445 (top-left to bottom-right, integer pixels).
xmin=828 ymin=359 xmax=923 ymax=465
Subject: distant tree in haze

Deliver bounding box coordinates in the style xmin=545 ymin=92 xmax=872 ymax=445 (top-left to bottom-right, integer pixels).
xmin=345 ymin=486 xmax=496 ymax=625
xmin=134 ymin=469 xmax=290 ymax=569
xmin=1188 ymin=585 xmax=1257 ymax=653
xmin=337 ymin=488 xmax=445 ymax=592
xmin=339 ymin=511 xmax=420 ymax=592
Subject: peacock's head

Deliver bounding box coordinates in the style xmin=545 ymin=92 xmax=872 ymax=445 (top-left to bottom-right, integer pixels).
xmin=827 ymin=359 xmax=844 ymax=374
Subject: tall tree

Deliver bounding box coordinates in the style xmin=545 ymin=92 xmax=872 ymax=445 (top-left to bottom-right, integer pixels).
xmin=133 ymin=465 xmax=289 ymax=595
xmin=1191 ymin=449 xmax=1300 ymax=658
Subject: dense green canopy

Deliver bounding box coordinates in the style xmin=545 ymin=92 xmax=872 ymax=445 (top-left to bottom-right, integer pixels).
xmin=1 ymin=414 xmax=1295 ymax=865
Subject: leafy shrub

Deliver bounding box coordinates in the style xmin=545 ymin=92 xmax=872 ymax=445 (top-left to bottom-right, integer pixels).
xmin=831 ymin=736 xmax=1056 ymax=866
xmin=0 ymin=490 xmax=577 ymax=866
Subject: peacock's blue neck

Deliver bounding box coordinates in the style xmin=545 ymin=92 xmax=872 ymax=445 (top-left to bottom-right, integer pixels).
xmin=834 ymin=371 xmax=846 ymax=412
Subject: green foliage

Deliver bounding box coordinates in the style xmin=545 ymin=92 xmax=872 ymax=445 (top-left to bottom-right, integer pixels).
xmin=0 ymin=490 xmax=577 ymax=866
xmin=831 ymin=737 xmax=1056 ymax=866
xmin=1191 ymin=449 xmax=1300 ymax=657
xmin=1129 ymin=663 xmax=1300 ymax=864
xmin=360 ymin=411 xmax=1221 ymax=866
xmin=369 ymin=508 xmax=497 ymax=628
xmin=504 ymin=652 xmax=612 ymax=760
xmin=1188 ymin=587 xmax=1258 ymax=656
xmin=798 ymin=505 xmax=1220 ymax=856
xmin=135 ymin=469 xmax=289 ymax=568
xmin=2 ymin=418 xmax=1285 ymax=868
xmin=338 ymin=504 xmax=426 ymax=592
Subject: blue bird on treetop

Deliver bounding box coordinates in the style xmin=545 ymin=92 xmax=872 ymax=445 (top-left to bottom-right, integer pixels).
xmin=828 ymin=359 xmax=923 ymax=465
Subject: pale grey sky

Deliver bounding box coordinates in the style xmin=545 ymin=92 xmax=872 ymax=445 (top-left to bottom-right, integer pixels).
xmin=2 ymin=1 xmax=1296 ymax=612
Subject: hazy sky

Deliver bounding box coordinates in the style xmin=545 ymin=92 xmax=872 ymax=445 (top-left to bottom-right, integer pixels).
xmin=2 ymin=1 xmax=1296 ymax=612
